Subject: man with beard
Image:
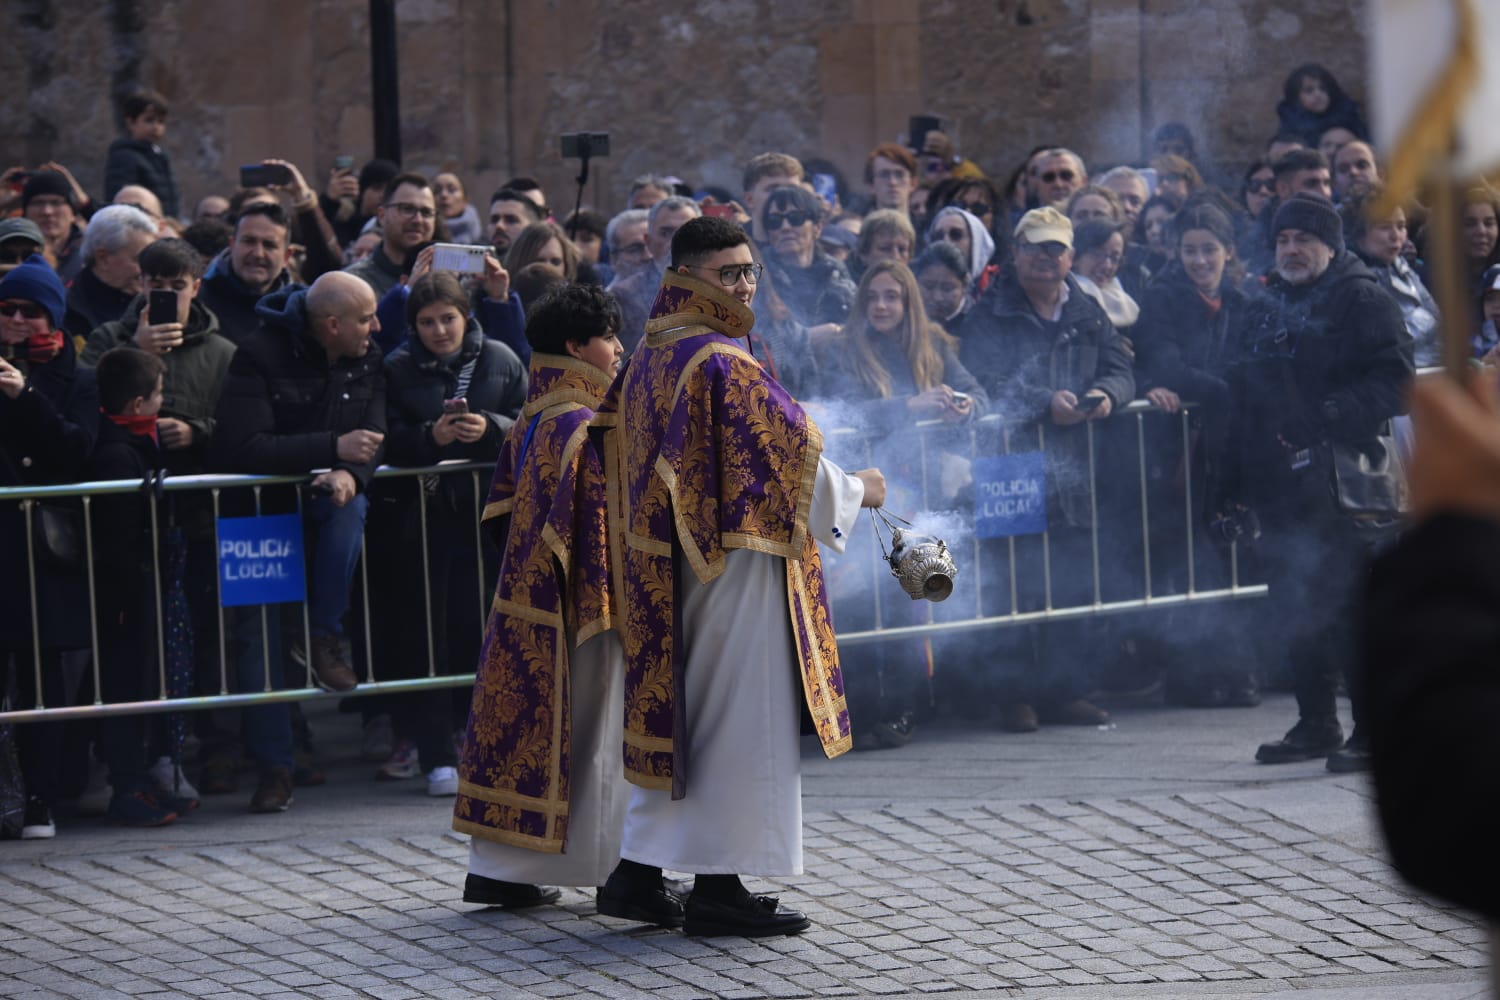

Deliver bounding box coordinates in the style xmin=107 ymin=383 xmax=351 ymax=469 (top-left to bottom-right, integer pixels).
xmin=488 ymin=187 xmax=545 ymax=259
xmin=1228 ymin=193 xmax=1411 ymax=771
xmin=609 ymin=196 xmax=700 ymax=353
xmin=345 ymin=173 xmax=437 ymax=299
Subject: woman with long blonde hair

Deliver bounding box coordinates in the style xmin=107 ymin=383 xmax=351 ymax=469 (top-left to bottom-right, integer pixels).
xmin=818 ymin=259 xmax=985 ymax=425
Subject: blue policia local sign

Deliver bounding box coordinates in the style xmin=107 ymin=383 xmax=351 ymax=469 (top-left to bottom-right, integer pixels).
xmin=216 ymin=514 xmax=308 ymax=607
xmin=973 ymin=452 xmax=1048 ymax=538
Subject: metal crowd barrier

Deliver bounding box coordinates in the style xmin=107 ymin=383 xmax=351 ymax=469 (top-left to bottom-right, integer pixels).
xmin=0 ymin=461 xmax=495 ymax=724
xmin=1 ymin=401 xmax=1268 ymax=724
xmin=823 ymin=398 xmax=1268 ymax=647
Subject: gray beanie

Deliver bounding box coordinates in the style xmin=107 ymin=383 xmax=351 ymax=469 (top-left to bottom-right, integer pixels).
xmin=1273 ymin=192 xmax=1343 ymax=254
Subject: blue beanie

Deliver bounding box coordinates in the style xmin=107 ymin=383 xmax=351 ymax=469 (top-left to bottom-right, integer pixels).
xmin=0 ymin=253 xmax=68 ymax=329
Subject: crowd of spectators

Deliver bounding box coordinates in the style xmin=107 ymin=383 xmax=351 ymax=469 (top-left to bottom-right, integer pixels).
xmin=0 ymin=61 xmax=1459 ymax=838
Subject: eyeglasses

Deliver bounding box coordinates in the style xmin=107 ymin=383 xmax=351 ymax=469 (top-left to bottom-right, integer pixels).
xmin=934 ymin=227 xmax=968 ymax=243
xmin=1039 ymin=170 xmax=1076 ymax=184
xmin=1019 ymin=241 xmax=1070 ymax=259
xmin=0 ymin=301 xmax=47 ymax=320
xmin=1247 ymin=178 xmax=1275 ymax=193
xmin=958 ymin=202 xmax=992 ymax=217
xmin=614 ymin=242 xmax=649 ymax=258
xmin=764 ymin=211 xmax=814 ymax=231
xmin=385 ymin=202 xmax=436 ymax=219
xmin=0 ymin=246 xmax=38 ymax=265
xmin=685 ymin=262 xmax=763 ymax=286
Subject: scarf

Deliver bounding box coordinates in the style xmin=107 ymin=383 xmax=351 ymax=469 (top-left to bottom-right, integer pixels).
xmin=103 ymin=409 xmax=160 ymax=442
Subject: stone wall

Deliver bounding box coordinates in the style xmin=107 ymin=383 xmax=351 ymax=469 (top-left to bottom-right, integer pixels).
xmin=0 ymin=0 xmax=1368 ymax=217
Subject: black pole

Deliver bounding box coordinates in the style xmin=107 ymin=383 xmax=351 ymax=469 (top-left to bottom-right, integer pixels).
xmin=370 ymin=0 xmax=401 ymax=165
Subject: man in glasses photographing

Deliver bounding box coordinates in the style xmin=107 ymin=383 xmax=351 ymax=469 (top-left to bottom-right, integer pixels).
xmin=344 ymin=172 xmax=439 ymax=299
xmin=756 ymin=184 xmax=855 ymax=327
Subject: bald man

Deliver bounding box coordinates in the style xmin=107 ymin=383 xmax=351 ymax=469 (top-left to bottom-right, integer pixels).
xmin=210 ymin=269 xmax=386 ymax=812
xmin=114 ymin=184 xmax=171 ymax=233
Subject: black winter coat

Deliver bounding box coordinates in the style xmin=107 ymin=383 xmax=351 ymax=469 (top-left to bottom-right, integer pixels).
xmin=103 ymin=138 xmax=181 ymax=218
xmin=1133 ymin=263 xmax=1246 ymax=405
xmin=63 ymin=267 xmax=136 ymax=348
xmin=764 ymin=248 xmax=857 ymax=327
xmin=210 ymin=285 xmax=386 ymax=490
xmin=1225 ymin=251 xmax=1412 ymax=506
xmin=0 ymin=337 xmax=99 ymax=648
xmin=955 ymin=268 xmax=1136 ymax=423
xmin=382 ymin=321 xmax=527 ymax=467
xmin=83 ymin=420 xmax=162 ymax=583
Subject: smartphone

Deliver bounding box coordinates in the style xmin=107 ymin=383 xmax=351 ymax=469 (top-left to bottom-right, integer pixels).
xmin=1075 ymin=394 xmax=1105 ymax=412
xmin=333 ymin=155 xmax=354 ymax=171
xmin=239 ymin=163 xmax=292 ymax=188
xmin=702 ymin=203 xmax=736 ymax=219
xmin=431 ymin=243 xmax=491 ymax=274
xmin=811 ymin=173 xmax=837 ymax=209
xmin=148 ymin=289 xmax=177 ymax=326
xmin=442 ymin=398 xmax=469 ymax=415
xmin=559 ymin=131 xmax=611 ymax=159
xmin=908 ymin=114 xmax=942 ymax=153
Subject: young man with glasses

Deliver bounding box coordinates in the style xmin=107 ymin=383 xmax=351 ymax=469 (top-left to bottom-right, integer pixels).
xmin=345 ymin=173 xmax=437 ymax=299
xmin=593 ymin=216 xmax=884 ymax=937
xmin=865 ymin=143 xmax=917 ymax=213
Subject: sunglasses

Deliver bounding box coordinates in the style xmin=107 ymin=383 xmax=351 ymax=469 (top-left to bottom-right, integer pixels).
xmin=1019 ymin=241 xmax=1070 ymax=260
xmin=935 ymin=227 xmax=968 ymax=243
xmin=958 ymin=202 xmax=992 ymax=217
xmin=1247 ymin=178 xmax=1275 ymax=193
xmin=765 ymin=210 xmax=814 ymax=231
xmin=1040 ymin=170 xmax=1076 ymax=184
xmin=0 ymin=301 xmax=47 ymax=320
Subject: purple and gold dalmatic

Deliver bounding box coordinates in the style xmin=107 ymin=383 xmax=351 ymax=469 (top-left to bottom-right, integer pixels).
xmin=593 ymin=271 xmax=853 ymax=799
xmin=452 ymin=354 xmax=615 ymax=852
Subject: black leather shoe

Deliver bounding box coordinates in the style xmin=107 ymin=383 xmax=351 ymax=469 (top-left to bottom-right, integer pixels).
xmin=463 ymin=874 xmax=561 ymax=909
xmin=1326 ymin=727 xmax=1371 ymax=773
xmin=596 ymin=880 xmax=685 ymax=927
xmin=1255 ymin=715 xmax=1343 ymax=764
xmin=683 ymin=891 xmax=810 ymax=937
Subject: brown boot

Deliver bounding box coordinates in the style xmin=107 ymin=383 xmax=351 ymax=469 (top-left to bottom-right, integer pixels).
xmin=311 ymin=634 xmax=358 ymax=692
xmin=999 ymin=701 xmax=1040 ymax=733
xmin=250 ymin=767 xmax=294 ymax=813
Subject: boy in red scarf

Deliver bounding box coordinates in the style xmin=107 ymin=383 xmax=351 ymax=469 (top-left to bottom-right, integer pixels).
xmin=87 ymin=346 xmax=195 ymax=827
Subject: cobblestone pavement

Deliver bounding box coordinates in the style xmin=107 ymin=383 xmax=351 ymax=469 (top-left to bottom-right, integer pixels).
xmin=1 ymin=695 xmax=1493 ymax=998
xmin=1 ymin=790 xmax=1490 ymax=998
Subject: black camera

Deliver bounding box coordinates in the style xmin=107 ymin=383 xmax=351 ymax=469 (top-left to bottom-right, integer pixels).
xmin=560 ymin=132 xmax=610 ymax=160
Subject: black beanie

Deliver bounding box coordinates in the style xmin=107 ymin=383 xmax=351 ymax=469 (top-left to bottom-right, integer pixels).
xmin=1273 ymin=192 xmax=1343 ymax=254
xmin=20 ymin=170 xmax=75 ymax=211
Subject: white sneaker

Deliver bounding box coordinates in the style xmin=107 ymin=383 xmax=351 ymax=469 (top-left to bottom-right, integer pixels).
xmin=148 ymin=756 xmax=200 ymax=801
xmin=74 ymin=755 xmax=113 ymax=816
xmin=376 ymin=740 xmax=420 ymax=781
xmin=426 ymin=766 xmax=459 ymax=797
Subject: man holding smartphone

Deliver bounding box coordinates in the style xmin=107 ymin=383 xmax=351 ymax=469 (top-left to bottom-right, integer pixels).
xmin=80 ymin=238 xmax=235 ymax=469
xmin=345 ymin=173 xmax=438 ymax=299
xmin=954 ymin=207 xmax=1134 ymax=735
